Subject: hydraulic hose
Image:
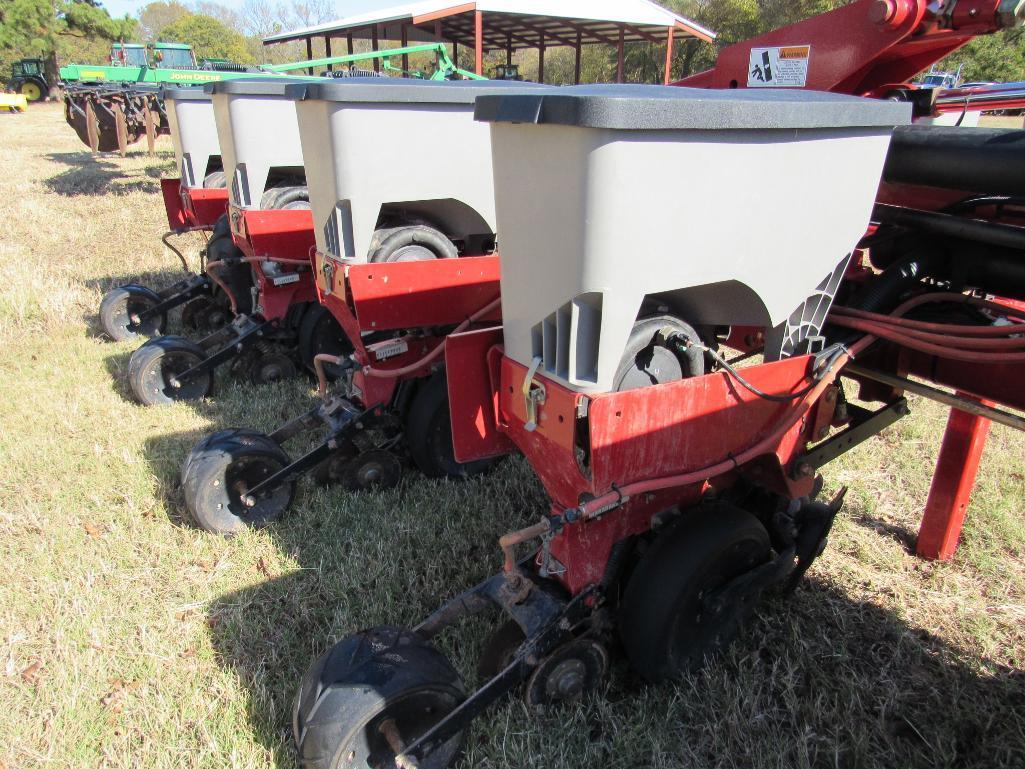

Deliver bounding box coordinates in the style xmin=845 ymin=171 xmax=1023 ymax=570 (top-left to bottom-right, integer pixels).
xmin=202 ymin=260 xmax=241 ymax=315
xmin=564 ymin=292 xmax=1023 ymax=525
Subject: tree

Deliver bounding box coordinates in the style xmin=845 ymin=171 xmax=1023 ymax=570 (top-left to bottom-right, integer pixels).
xmin=138 ymin=1 xmax=190 ymax=41
xmin=0 ymin=0 xmax=137 ymax=97
xmin=934 ymin=29 xmax=1025 ymax=83
xmin=159 ymin=12 xmax=253 ymax=63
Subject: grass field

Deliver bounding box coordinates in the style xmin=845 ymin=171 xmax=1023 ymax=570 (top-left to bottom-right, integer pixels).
xmin=1 ymin=103 xmax=1023 ymax=769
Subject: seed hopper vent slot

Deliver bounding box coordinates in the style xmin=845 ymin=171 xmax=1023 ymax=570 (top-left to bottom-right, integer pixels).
xmin=532 ymin=293 xmax=602 ymax=386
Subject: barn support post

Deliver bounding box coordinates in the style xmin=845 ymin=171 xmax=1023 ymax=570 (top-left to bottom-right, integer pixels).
xmin=402 ymin=24 xmax=409 ymax=73
xmin=916 ymin=400 xmax=992 ymax=560
xmin=347 ymin=33 xmax=354 ymax=55
xmin=574 ymin=31 xmax=582 ymax=84
xmin=475 ymin=10 xmax=484 ymax=76
xmin=507 ymin=34 xmax=513 ymax=66
xmin=617 ymin=27 xmax=625 ymax=83
xmin=372 ymin=25 xmax=380 ymax=71
xmin=538 ymin=32 xmax=545 ymax=83
xmin=306 ymin=37 xmax=314 ymax=74
xmin=325 ymin=36 xmax=333 ymax=71
xmin=663 ymin=27 xmax=674 ymax=84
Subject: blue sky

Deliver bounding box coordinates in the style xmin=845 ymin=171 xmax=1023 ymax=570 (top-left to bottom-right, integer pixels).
xmin=101 ymin=1 xmax=383 ymax=22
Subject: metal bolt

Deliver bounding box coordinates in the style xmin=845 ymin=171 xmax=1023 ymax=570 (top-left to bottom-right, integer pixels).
xmin=794 ymin=462 xmax=815 ymax=479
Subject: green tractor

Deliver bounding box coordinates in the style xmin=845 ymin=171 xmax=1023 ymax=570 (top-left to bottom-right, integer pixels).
xmin=9 ymin=59 xmax=49 ymax=102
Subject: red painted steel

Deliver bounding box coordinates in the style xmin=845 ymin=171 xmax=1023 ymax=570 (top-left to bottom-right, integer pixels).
xmin=346 ymin=256 xmax=501 ymax=331
xmin=444 ymin=328 xmax=516 ymax=463
xmin=489 ymin=354 xmax=820 ymax=594
xmin=675 ymin=0 xmax=1013 ymax=96
xmin=916 ymin=400 xmax=993 ymax=560
xmin=161 ymin=178 xmax=188 ymax=230
xmin=232 ymin=207 xmax=319 ymax=321
xmin=182 ymin=187 xmax=229 ymax=229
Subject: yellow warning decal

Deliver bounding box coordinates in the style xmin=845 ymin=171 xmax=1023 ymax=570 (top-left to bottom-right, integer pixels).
xmin=779 ymin=46 xmax=811 ymax=60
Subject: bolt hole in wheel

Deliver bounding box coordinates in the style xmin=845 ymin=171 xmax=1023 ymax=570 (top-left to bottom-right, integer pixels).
xmin=182 ymin=431 xmax=294 ymax=535
xmin=99 ymin=284 xmax=167 ymax=341
xmin=127 ymin=335 xmax=212 ymax=406
xmin=294 ymin=627 xmax=466 ymax=769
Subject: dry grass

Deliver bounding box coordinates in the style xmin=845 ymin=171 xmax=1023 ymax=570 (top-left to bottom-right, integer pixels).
xmin=1 ymin=104 xmax=1023 ymax=769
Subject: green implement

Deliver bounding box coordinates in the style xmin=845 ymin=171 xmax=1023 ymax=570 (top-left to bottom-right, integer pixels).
xmin=264 ymin=43 xmax=486 ymax=81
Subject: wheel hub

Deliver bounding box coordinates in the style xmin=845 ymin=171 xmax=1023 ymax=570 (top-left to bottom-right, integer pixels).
xmin=524 ymin=638 xmax=608 ymax=706
xmin=544 ymin=658 xmax=586 ymax=700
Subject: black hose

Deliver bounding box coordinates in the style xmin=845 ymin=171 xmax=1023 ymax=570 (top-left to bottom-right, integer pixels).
xmin=883 ymin=125 xmax=1025 ymax=196
xmin=874 ymin=204 xmax=1025 ymax=253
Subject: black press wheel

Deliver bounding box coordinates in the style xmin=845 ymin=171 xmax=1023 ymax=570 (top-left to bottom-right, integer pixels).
xmin=618 ymin=505 xmax=771 ymax=682
xmin=99 ymin=284 xmax=166 ymax=342
xmin=128 ymin=335 xmax=212 ymax=406
xmin=180 ymin=427 xmax=269 ymax=487
xmin=181 ymin=430 xmax=294 ymax=536
xmin=406 ymin=372 xmax=496 ymax=480
xmin=294 ymin=627 xmax=466 ymax=769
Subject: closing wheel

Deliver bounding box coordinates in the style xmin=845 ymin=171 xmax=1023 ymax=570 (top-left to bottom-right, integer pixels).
xmin=298 ymin=303 xmax=353 ymax=376
xmin=245 ymin=350 xmax=297 ymax=386
xmin=619 ymin=505 xmax=771 ymax=682
xmin=311 ymin=438 xmax=359 ymax=486
xmin=99 ymin=284 xmax=166 ymax=342
xmin=181 ymin=295 xmax=230 ymax=333
xmin=182 ymin=431 xmax=294 ymax=536
xmin=524 ymin=639 xmax=608 ymax=707
xmin=477 ymin=620 xmax=526 ymax=681
xmin=128 ymin=335 xmax=212 ymax=406
xmin=336 ymin=450 xmax=402 ymax=492
xmin=406 ymin=372 xmax=496 ymax=480
xmin=613 ymin=315 xmax=705 ymax=392
xmin=294 ymin=627 xmax=466 ymax=769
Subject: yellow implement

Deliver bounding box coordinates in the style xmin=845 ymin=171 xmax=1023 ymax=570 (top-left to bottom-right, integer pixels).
xmin=0 ymin=93 xmax=29 ymax=112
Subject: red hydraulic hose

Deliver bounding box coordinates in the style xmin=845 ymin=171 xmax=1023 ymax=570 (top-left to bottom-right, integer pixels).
xmin=828 ymin=314 xmax=1025 ymax=350
xmin=569 ymin=292 xmax=1020 ymax=523
xmin=831 ymin=305 xmax=1025 ymax=336
xmin=202 ymin=259 xmax=240 ymax=315
xmin=827 ymin=316 xmax=1025 ymax=361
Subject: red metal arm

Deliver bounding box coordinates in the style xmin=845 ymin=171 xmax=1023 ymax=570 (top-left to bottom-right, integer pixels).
xmin=676 ymin=0 xmax=1024 ymax=96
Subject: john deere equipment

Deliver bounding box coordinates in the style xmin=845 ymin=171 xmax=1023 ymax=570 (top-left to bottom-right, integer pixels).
xmin=61 ymin=43 xmax=484 ymax=154
xmin=9 ymin=59 xmax=49 ymax=102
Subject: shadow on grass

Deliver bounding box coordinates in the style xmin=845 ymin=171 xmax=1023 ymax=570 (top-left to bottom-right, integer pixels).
xmin=185 ymin=457 xmax=1025 ymax=768
xmin=43 ymin=151 xmax=174 ymax=196
xmin=851 ymin=511 xmax=918 ymax=554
